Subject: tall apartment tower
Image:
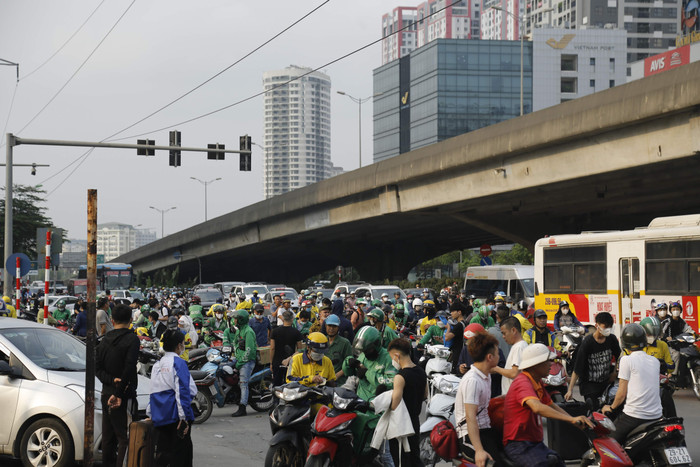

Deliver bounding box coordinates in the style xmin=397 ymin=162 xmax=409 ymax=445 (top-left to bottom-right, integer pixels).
xmin=480 ymin=0 xmax=522 ymax=40
xmin=381 ymin=0 xmax=474 ymax=65
xmin=262 ymin=66 xmax=332 ymax=199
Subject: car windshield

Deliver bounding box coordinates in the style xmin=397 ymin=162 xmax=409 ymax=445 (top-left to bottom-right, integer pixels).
xmin=373 ymin=288 xmax=406 ymax=300
xmin=197 ymin=290 xmax=222 ymax=301
xmin=130 ymin=291 xmax=144 ymax=300
xmin=0 ymin=327 xmax=86 ymax=371
xmin=243 ymin=286 xmax=268 ymax=296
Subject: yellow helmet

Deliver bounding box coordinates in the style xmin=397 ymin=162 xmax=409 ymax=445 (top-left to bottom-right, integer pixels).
xmin=2 ymin=296 xmax=10 ymax=304
xmin=136 ymin=327 xmax=150 ymax=337
xmin=307 ymin=332 xmax=329 ymax=351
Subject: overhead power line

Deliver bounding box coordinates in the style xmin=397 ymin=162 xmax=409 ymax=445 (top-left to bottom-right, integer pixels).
xmin=111 ymin=0 xmax=462 ymax=142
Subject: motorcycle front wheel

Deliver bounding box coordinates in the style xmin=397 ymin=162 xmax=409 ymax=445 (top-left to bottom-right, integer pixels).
xmin=304 ymin=453 xmax=331 ymax=467
xmin=418 ymin=432 xmax=438 ymax=467
xmin=192 ymin=389 xmax=213 ymax=424
xmin=250 ymin=374 xmax=274 ymax=412
xmin=265 ymin=442 xmax=305 ymax=467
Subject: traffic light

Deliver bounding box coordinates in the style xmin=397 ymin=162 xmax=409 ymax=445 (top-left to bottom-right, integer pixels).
xmin=137 ymin=139 xmax=155 ymax=156
xmin=239 ymin=135 xmax=251 ymax=172
xmin=207 ymin=143 xmax=225 ymax=160
xmin=169 ymin=131 xmax=181 ymax=167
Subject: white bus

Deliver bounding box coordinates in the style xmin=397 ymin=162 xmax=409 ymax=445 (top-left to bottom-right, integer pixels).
xmin=534 ymin=214 xmax=700 ymax=334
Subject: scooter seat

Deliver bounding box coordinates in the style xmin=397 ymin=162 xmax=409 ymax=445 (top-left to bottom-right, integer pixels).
xmin=625 ymin=418 xmax=664 ymax=439
xmin=190 ymin=370 xmax=210 ymax=381
xmin=189 ymin=348 xmax=208 ymax=359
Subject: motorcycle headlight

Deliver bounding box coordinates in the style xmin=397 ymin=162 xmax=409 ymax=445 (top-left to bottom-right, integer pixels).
xmin=438 ymin=379 xmax=455 ymax=394
xmin=436 ymin=349 xmax=451 ymax=359
xmin=274 ymin=386 xmax=308 ymax=402
xmin=332 ymin=392 xmax=353 ymax=410
xmin=326 ymin=419 xmax=354 ymax=434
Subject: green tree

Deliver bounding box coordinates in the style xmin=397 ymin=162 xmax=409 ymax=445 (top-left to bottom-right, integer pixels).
xmin=0 ymin=185 xmax=60 ymax=259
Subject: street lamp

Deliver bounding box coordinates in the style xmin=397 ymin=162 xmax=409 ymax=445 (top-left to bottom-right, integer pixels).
xmin=189 ymin=177 xmax=222 ymax=222
xmin=336 ymin=91 xmax=383 ymax=168
xmin=149 ymin=206 xmax=176 ymax=238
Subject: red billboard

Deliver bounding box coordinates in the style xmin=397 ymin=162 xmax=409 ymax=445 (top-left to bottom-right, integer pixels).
xmin=644 ymin=45 xmax=690 ymax=76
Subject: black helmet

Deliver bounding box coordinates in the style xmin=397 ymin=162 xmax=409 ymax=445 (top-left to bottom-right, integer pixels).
xmin=621 ymin=323 xmax=646 ymax=352
xmin=167 ymin=315 xmax=179 ymax=331
xmin=252 ymin=303 xmax=264 ymax=312
xmin=352 ymin=326 xmax=382 ymax=359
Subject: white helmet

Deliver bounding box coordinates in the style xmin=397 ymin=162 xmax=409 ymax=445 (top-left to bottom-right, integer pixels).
xmin=413 ymin=298 xmax=423 ymax=308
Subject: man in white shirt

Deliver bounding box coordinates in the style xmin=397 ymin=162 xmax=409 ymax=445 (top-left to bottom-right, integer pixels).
xmin=603 ymin=323 xmax=662 ymax=444
xmin=494 ymin=317 xmax=528 ymax=395
xmin=455 ymin=331 xmax=503 ymax=467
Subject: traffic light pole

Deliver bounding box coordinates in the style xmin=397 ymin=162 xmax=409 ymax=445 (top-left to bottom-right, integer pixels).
xmin=2 ymin=132 xmax=251 ymax=296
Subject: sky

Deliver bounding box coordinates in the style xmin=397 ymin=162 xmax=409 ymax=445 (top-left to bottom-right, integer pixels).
xmin=0 ymin=0 xmax=402 ymax=241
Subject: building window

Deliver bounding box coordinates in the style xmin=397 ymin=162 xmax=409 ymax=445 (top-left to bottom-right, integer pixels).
xmin=561 ymin=77 xmax=578 ymax=93
xmin=561 ymin=54 xmax=578 ymax=71
xmin=590 ymin=79 xmax=595 ymax=88
xmin=609 ymin=58 xmax=615 ymax=72
xmin=609 ymin=79 xmax=615 ymax=88
xmin=590 ymin=57 xmax=596 ymax=66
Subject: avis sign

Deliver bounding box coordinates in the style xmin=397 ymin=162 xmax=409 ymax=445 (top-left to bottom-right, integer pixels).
xmin=644 ymin=45 xmax=690 ymax=76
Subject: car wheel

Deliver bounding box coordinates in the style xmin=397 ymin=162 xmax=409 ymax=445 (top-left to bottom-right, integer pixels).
xmin=20 ymin=418 xmax=74 ymax=467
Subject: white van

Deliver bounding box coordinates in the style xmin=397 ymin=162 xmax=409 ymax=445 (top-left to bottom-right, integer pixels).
xmin=463 ymin=265 xmax=534 ymax=304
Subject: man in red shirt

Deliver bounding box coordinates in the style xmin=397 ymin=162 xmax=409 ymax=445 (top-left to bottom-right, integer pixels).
xmin=503 ymin=343 xmax=592 ymax=466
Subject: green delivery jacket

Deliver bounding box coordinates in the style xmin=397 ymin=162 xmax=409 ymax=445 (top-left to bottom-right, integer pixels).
xmin=342 ymin=347 xmax=397 ymax=401
xmin=224 ymin=324 xmax=257 ymax=369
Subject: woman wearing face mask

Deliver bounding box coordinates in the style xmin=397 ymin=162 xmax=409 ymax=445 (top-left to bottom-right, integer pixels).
xmin=387 ymin=337 xmax=427 ymax=467
xmin=665 ymin=301 xmax=693 ymax=341
xmin=564 ymin=311 xmax=621 ymax=407
xmin=553 ymin=300 xmax=584 ymax=332
xmin=654 ymin=302 xmax=670 ymax=330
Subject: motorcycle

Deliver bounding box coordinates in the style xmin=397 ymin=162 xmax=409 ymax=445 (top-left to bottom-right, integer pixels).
xmin=266 ymin=382 xmax=326 ymax=467
xmin=190 ymin=369 xmax=217 ymax=424
xmin=304 ymin=386 xmax=382 ymax=467
xmin=201 ymin=347 xmax=274 ymax=413
xmin=542 ymin=349 xmax=568 ymax=403
xmin=667 ymin=332 xmax=700 ymax=400
xmin=419 ymin=373 xmax=461 ymax=467
xmin=580 ymin=412 xmax=634 ymax=466
xmin=420 ymin=344 xmax=453 ymax=377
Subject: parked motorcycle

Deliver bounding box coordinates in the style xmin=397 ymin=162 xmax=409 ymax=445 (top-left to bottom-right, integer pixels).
xmin=419 ymin=344 xmax=453 ymax=377
xmin=621 ymin=415 xmax=692 ymax=466
xmin=265 ymin=382 xmax=326 ymax=467
xmin=190 ymin=369 xmax=217 ymax=424
xmin=667 ymin=332 xmax=700 ymax=400
xmin=304 ymin=386 xmax=382 ymax=467
xmin=542 ymin=349 xmax=568 ymax=403
xmin=559 ymin=325 xmax=586 ymax=373
xmin=419 ymin=373 xmax=461 ymax=467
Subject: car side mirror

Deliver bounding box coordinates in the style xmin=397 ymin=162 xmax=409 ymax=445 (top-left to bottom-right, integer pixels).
xmin=0 ymin=360 xmax=21 ymax=378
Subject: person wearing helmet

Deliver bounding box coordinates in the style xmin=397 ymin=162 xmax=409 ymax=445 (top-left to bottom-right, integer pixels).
xmin=393 ymin=303 xmax=409 ymax=328
xmin=246 ymin=290 xmax=263 ymax=307
xmin=412 ymin=297 xmax=424 ymax=321
xmin=392 ymin=290 xmax=402 ymax=306
xmin=249 ymin=303 xmax=271 ymax=347
xmin=203 ymin=304 xmax=229 ymax=346
xmin=524 ymin=309 xmax=562 ymax=351
xmin=235 ymin=297 xmax=253 ymax=311
xmin=176 ymin=316 xmax=196 ymax=361
xmin=288 ymin=332 xmax=336 ymax=387
xmin=309 ymin=304 xmax=330 ymax=334
xmin=351 ymin=299 xmax=367 ymax=331
xmin=553 ymin=300 xmax=583 ymax=332
xmin=470 ymin=305 xmax=495 ymax=329
xmin=417 ymin=300 xmax=437 ymax=336
xmin=565 ymin=312 xmax=621 ymax=406
xmin=51 ymin=299 xmax=71 ymax=324
xmin=133 ymin=304 xmax=152 ymax=330
xmin=324 ymin=314 xmax=353 ymax=385
xmin=226 ymin=309 xmax=258 ymax=417
xmin=381 ymin=304 xmax=398 ymax=331
xmin=343 ymin=326 xmax=397 ymax=402
xmin=421 ymin=288 xmax=430 ymax=301
xmin=602 ymin=323 xmax=663 ymax=445
xmin=368 ymin=308 xmax=399 ymax=349
xmin=635 ymin=316 xmax=674 ymax=375
xmin=0 ymin=295 xmax=17 ymax=319
xmin=665 ymin=301 xmax=692 ymax=340
xmin=419 ymin=310 xmax=449 ymax=346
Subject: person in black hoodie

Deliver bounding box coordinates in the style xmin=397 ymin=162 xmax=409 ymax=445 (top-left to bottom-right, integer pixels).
xmin=96 ymin=304 xmax=140 ymax=467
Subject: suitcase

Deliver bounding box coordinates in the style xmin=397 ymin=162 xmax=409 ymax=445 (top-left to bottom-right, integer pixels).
xmin=128 ymin=419 xmax=154 ymax=467
xmin=546 ymin=401 xmax=589 ymax=460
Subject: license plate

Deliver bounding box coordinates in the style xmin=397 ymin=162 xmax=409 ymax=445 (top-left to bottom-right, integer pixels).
xmin=208 ymin=385 xmax=217 ymax=396
xmin=665 ymin=447 xmax=692 ymax=465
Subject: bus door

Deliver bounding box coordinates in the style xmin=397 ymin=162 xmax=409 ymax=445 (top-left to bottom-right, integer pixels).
xmin=619 ymin=258 xmax=640 ymax=327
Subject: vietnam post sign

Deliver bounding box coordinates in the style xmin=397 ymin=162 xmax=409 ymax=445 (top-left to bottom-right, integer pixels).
xmin=644 ymin=45 xmax=690 ymax=76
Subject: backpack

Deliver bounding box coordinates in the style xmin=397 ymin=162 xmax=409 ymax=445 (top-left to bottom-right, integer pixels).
xmin=430 ymin=420 xmax=458 ymax=460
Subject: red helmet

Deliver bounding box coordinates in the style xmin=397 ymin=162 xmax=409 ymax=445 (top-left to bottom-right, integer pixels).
xmin=464 ymin=323 xmax=485 ymax=340
xmin=192 ymin=296 xmax=201 ymax=304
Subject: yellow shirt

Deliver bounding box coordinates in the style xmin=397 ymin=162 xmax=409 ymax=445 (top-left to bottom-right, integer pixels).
xmin=623 ymin=339 xmax=674 ymax=373
xmin=287 ymin=352 xmax=336 ymax=387
xmin=386 ymin=318 xmax=397 ymax=331
xmin=418 ymin=317 xmax=437 ymax=336
xmin=2 ymin=304 xmax=17 ymax=319
xmin=514 ymin=313 xmax=533 ymax=335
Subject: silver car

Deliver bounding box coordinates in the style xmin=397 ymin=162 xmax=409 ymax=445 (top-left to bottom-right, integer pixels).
xmin=0 ymin=318 xmax=150 ymax=466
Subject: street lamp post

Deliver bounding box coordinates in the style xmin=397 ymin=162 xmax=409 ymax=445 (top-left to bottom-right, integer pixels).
xmin=149 ymin=206 xmax=176 ymax=238
xmin=336 ymin=91 xmax=383 ymax=168
xmin=190 ymin=177 xmax=222 ymax=222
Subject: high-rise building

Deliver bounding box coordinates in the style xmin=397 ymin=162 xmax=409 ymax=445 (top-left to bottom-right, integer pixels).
xmin=373 ymin=39 xmax=532 ymax=162
xmin=533 ymin=28 xmax=627 ymax=111
xmin=262 ymin=66 xmax=332 ymax=199
xmin=97 ymin=223 xmax=156 ymax=262
xmin=381 ymin=0 xmax=475 ymax=65
xmin=480 ymin=0 xmax=523 ymax=40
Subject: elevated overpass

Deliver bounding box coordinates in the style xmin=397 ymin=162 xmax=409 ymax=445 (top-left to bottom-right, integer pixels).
xmin=117 ymin=62 xmax=700 ymax=283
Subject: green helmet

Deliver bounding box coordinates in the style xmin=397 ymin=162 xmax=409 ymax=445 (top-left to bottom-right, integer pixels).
xmin=371 ymin=299 xmax=382 ymax=307
xmin=211 ymin=303 xmax=226 ymax=315
xmin=395 ymin=303 xmax=405 ymax=311
xmin=478 ymin=306 xmax=489 ymax=319
xmin=473 ymin=299 xmax=483 ymax=308
xmin=234 ymin=309 xmax=249 ymax=326
xmin=56 ymin=299 xmax=66 ymax=310
xmin=640 ymin=316 xmax=661 ymax=339
xmin=367 ymin=308 xmax=385 ymax=324
xmin=140 ymin=304 xmax=151 ymax=314
xmin=352 ymin=326 xmax=382 ymax=359
xmin=621 ymin=323 xmax=646 ymax=351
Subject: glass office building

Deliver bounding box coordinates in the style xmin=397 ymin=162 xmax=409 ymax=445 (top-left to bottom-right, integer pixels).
xmin=373 ymin=39 xmax=532 ymax=163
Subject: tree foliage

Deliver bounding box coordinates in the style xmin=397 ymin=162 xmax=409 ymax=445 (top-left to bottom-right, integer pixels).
xmin=0 ymin=185 xmax=59 ymax=259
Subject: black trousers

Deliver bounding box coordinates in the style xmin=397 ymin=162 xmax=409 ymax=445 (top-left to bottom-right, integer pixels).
xmin=612 ymin=412 xmax=658 ymax=445
xmin=272 ymin=364 xmax=288 ymax=387
xmin=390 ymin=434 xmax=424 ymax=467
xmin=460 ymin=428 xmax=506 ymax=466
xmin=154 ymin=421 xmax=193 ymax=467
xmin=100 ymin=395 xmax=136 ymax=467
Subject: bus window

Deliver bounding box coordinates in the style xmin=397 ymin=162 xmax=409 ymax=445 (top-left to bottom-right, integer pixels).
xmin=574 ymin=264 xmax=606 ymax=293
xmin=646 ymin=261 xmax=687 ymax=294
xmin=543 ymin=245 xmax=606 ymax=294
xmin=544 ymin=264 xmax=573 ymax=292
xmin=690 ymin=261 xmax=700 ymax=293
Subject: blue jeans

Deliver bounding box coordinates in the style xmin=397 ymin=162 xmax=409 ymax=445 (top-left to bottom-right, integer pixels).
xmin=239 ymin=360 xmax=255 ymax=406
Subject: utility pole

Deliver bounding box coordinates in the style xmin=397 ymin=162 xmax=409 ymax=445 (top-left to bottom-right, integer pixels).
xmin=190 ymin=177 xmax=222 ymax=221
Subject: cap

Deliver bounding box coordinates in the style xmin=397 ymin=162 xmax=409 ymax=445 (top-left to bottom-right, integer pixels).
xmin=464 ymin=323 xmax=485 ymax=340
xmin=325 ymin=314 xmax=340 ymax=326
xmin=534 ymin=309 xmax=547 ymax=319
xmin=519 ymin=343 xmax=556 ymax=370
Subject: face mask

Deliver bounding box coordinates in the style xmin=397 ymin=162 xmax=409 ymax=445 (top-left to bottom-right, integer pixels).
xmin=487 ymin=305 xmax=494 ymax=312
xmin=392 ymin=358 xmax=401 ymax=370
xmin=216 ymin=313 xmax=223 ymax=319
xmin=561 ymin=308 xmax=570 ymax=315
xmin=599 ymin=327 xmax=612 ymax=337
xmin=506 ymin=303 xmax=512 ymax=309
xmin=672 ymin=309 xmax=681 ymax=318
xmin=310 ymin=351 xmax=323 ymax=362
xmin=647 ymin=336 xmax=655 ymax=344
xmin=658 ymin=310 xmax=668 ymax=318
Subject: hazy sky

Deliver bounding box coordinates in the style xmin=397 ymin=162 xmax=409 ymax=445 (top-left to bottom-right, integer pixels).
xmin=0 ymin=0 xmax=401 ymax=241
